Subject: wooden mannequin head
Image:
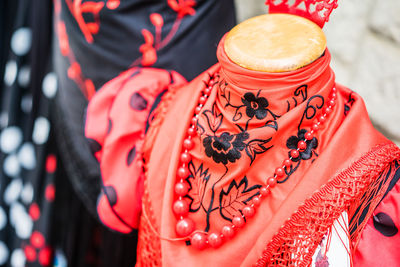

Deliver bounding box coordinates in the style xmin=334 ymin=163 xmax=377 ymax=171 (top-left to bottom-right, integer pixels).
xmin=224 ymin=13 xmax=327 ymax=72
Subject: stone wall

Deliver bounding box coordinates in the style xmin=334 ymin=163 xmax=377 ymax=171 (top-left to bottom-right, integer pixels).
xmin=234 ymin=0 xmax=400 ymax=143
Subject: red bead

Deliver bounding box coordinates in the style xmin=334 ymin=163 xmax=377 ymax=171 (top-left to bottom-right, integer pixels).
xmin=199 ymin=96 xmax=207 ymax=105
xmin=195 ymin=106 xmax=202 ymax=114
xmin=329 ymin=99 xmax=336 ymax=107
xmin=175 ymin=182 xmax=189 ymax=196
xmin=297 ymin=141 xmax=307 ymax=151
xmin=312 ymin=123 xmax=319 ymax=132
xmin=318 ymin=115 xmax=326 ymax=123
xmin=275 ymin=168 xmax=284 ymax=177
xmin=177 ymin=166 xmax=189 ymax=179
xmin=191 ymin=233 xmax=207 ymax=250
xmin=243 ymin=206 xmax=255 ymax=218
xmin=191 ymin=117 xmax=198 ymax=126
xmin=176 ymin=218 xmax=195 ymax=237
xmin=232 ymin=216 xmax=245 ymax=228
xmin=324 ymin=107 xmax=332 ymax=115
xmin=267 ymin=177 xmax=277 ymax=187
xmin=252 ymin=196 xmax=261 ymax=206
xmin=283 ymin=159 xmax=292 ymax=168
xmin=187 ymin=127 xmax=196 ymax=137
xmin=183 ymin=138 xmax=194 ymax=150
xmin=290 ymin=149 xmax=300 ymax=158
xmin=173 ymin=199 xmax=189 ymax=216
xmin=260 ymin=186 xmax=270 ymax=197
xmin=332 ymin=87 xmax=337 ymax=93
xmin=204 ymin=87 xmax=211 ymax=95
xmin=180 ymin=152 xmax=191 ymax=163
xmin=208 ymin=233 xmax=222 ymax=248
xmin=330 ymin=92 xmax=337 ymax=100
xmin=221 ymin=225 xmax=235 ymax=239
xmin=305 ymin=132 xmax=313 ymax=140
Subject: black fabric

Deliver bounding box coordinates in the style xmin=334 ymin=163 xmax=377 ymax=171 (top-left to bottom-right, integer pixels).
xmin=53 ymin=0 xmax=236 ymax=216
xmin=53 ymin=154 xmax=138 ymax=267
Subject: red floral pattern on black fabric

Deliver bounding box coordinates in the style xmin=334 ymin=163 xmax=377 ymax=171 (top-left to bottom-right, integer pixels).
xmin=54 ymin=0 xmax=198 ymax=100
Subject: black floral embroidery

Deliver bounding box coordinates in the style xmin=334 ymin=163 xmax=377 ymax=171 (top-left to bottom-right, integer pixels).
xmin=286 ymin=85 xmax=308 ymax=112
xmin=245 ymin=138 xmax=273 ymax=165
xmin=286 ymin=129 xmax=318 ymax=162
xmin=242 ymin=92 xmax=269 ymax=120
xmin=186 ymin=162 xmax=211 ymax=212
xmin=218 ymin=83 xmax=279 ymax=130
xmin=190 ymin=75 xmax=326 ymax=231
xmin=219 ymin=176 xmax=261 ymax=221
xmin=344 ymin=92 xmax=355 ymax=116
xmin=298 ymin=95 xmax=324 ymax=131
xmin=203 ymin=132 xmax=249 ymax=165
xmin=202 ymin=103 xmax=223 ymax=133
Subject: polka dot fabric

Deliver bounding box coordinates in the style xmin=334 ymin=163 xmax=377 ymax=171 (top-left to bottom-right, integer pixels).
xmin=85 ymin=67 xmax=186 ymax=232
xmin=354 ymin=165 xmax=400 ymax=266
xmin=0 ymin=1 xmax=58 ymax=266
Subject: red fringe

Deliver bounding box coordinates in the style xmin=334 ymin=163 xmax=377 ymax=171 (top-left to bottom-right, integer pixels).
xmin=255 ymin=142 xmax=400 ymax=266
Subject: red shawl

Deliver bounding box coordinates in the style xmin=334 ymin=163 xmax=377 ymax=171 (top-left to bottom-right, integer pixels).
xmin=85 ymin=38 xmax=400 ymax=266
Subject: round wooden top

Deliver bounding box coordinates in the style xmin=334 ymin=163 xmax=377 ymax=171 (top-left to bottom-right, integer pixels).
xmin=224 ymin=14 xmax=327 ymax=72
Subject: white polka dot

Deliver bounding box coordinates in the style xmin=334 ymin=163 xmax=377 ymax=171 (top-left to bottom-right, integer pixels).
xmin=0 ymin=112 xmax=9 ymax=129
xmin=18 ymin=142 xmax=36 ymax=170
xmin=15 ymin=216 xmax=32 ymax=239
xmin=4 ymin=60 xmax=17 ymax=86
xmin=4 ymin=178 xmax=23 ymax=205
xmin=10 ymin=249 xmax=25 ymax=267
xmin=54 ymin=250 xmax=67 ymax=267
xmin=0 ymin=126 xmax=23 ymax=153
xmin=9 ymin=202 xmax=24 ymax=227
xmin=32 ymin=117 xmax=50 ymax=145
xmin=10 ymin=202 xmax=32 ymax=239
xmin=20 ymin=94 xmax=32 ymax=113
xmin=20 ymin=183 xmax=34 ymax=204
xmin=0 ymin=242 xmax=9 ymax=265
xmin=42 ymin=72 xmax=58 ymax=99
xmin=17 ymin=66 xmax=30 ymax=87
xmin=11 ymin=28 xmax=32 ymax=56
xmin=3 ymin=154 xmax=20 ymax=177
xmin=0 ymin=207 xmax=6 ymax=231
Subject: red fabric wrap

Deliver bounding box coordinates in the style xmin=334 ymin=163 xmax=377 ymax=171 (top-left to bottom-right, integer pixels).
xmin=85 ymin=68 xmax=186 ymax=232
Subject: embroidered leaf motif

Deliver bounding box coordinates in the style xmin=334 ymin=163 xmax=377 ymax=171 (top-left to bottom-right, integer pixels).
xmin=245 ymin=138 xmax=273 ymax=164
xmin=265 ymin=120 xmax=278 ymax=131
xmin=186 ymin=162 xmax=211 ymax=212
xmin=219 ymin=176 xmax=261 ymax=221
xmin=202 ymin=104 xmax=223 ymax=133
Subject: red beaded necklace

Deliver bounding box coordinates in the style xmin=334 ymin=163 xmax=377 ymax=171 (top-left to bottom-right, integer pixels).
xmin=172 ymin=78 xmax=337 ymax=250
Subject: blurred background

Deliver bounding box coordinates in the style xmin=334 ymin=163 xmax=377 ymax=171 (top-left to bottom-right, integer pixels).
xmin=235 ymin=0 xmax=400 ymax=144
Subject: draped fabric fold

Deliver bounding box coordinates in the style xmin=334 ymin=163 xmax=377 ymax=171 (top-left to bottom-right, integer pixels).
xmin=85 ymin=68 xmax=187 ymax=232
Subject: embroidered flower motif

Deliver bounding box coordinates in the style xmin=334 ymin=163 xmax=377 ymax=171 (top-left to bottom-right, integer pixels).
xmin=286 ymin=129 xmax=318 ymax=162
xmin=241 ymin=92 xmax=269 ymax=120
xmin=167 ymin=0 xmax=196 ymax=18
xmin=139 ymin=29 xmax=157 ymax=66
xmin=203 ymin=132 xmax=249 ymax=165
